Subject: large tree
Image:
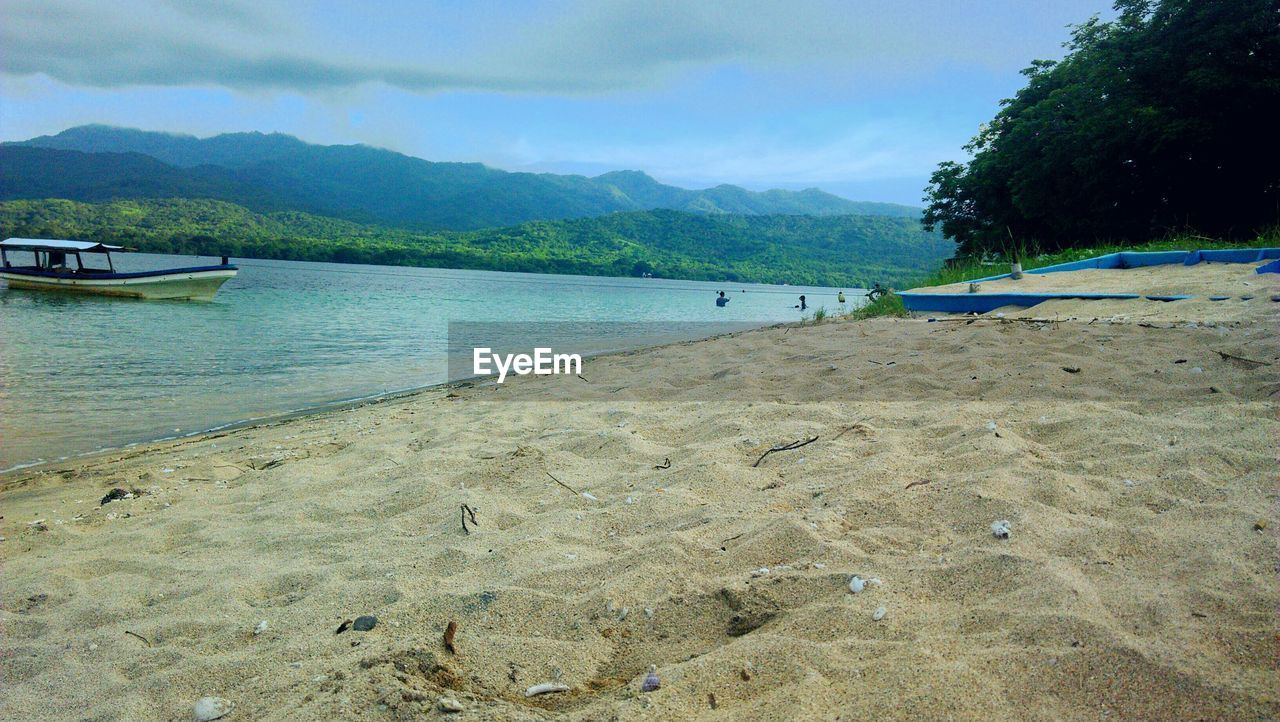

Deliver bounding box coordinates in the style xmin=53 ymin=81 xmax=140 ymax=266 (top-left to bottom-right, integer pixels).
xmin=924 ymin=0 xmax=1280 ymax=257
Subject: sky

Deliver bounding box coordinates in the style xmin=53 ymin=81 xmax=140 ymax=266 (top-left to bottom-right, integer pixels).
xmin=0 ymin=0 xmax=1116 ymax=206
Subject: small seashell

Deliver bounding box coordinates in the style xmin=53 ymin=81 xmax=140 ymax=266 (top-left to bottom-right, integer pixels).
xmin=254 ymin=620 xmax=268 ymax=636
xmin=641 ymin=664 xmax=661 ymax=692
xmin=581 ymin=492 xmax=598 ymax=501
xmin=984 ymin=421 xmax=998 ymax=432
xmin=644 ymin=607 xmax=654 ymax=618
xmin=193 ymin=696 xmax=233 ymax=721
xmin=991 ymin=520 xmax=1011 ymax=539
xmin=437 ymin=697 xmax=464 ymax=713
xmin=848 ymin=575 xmax=865 ymax=593
xmin=617 ymin=607 xmax=629 ymax=621
xmin=525 ymin=682 xmax=570 ymax=697
xmin=872 ymin=606 xmax=886 ymax=621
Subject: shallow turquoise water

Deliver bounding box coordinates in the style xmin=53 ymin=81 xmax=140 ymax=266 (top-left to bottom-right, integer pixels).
xmin=0 ymin=254 xmax=858 ymax=470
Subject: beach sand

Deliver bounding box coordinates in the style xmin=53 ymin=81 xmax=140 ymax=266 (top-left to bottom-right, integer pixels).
xmin=2 ymin=272 xmax=1278 ymax=720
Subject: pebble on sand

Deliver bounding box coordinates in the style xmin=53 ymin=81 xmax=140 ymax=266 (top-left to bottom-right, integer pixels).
xmin=438 ymin=697 xmax=465 ymax=713
xmin=253 ymin=620 xmax=268 ymax=636
xmin=873 ymin=606 xmax=887 ymax=621
xmin=352 ymin=615 xmax=378 ymax=631
xmin=641 ymin=664 xmax=661 ymax=692
xmin=848 ymin=575 xmax=866 ymax=593
xmin=991 ymin=520 xmax=1012 ymax=539
xmin=193 ymin=696 xmax=233 ymax=721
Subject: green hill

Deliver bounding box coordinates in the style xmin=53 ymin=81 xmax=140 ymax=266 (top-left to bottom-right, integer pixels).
xmin=0 ymin=198 xmax=953 ymax=287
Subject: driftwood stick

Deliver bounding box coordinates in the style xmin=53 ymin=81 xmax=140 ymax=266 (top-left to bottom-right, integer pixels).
xmin=752 ymin=436 xmax=819 ymax=468
xmin=1215 ymin=350 xmax=1271 ymax=366
xmin=125 ymin=630 xmax=152 ymax=647
xmin=460 ymin=504 xmax=478 ymax=534
xmin=545 ymin=471 xmax=580 ymax=495
xmin=904 ymin=479 xmax=932 ymax=490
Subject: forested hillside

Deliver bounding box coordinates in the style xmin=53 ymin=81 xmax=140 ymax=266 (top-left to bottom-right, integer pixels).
xmin=924 ymin=0 xmax=1279 ymax=256
xmin=0 ymin=198 xmax=952 ymax=286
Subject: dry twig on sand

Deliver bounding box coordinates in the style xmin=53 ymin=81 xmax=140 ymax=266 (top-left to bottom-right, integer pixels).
xmin=752 ymin=436 xmax=819 ymax=468
xmin=460 ymin=504 xmax=478 ymax=534
xmin=1215 ymin=350 xmax=1271 ymax=367
xmin=545 ymin=471 xmax=580 ymax=495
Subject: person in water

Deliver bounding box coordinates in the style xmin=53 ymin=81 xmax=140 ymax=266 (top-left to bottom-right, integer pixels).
xmin=716 ymin=291 xmax=730 ymax=307
xmin=837 ymin=291 xmax=846 ymax=304
xmin=795 ymin=294 xmax=807 ymax=310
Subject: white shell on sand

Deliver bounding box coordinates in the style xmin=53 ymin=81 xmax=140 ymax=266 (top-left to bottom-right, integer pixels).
xmin=253 ymin=620 xmax=268 ymax=636
xmin=873 ymin=606 xmax=887 ymax=621
xmin=438 ymin=697 xmax=464 ymax=712
xmin=849 ymin=575 xmax=865 ymax=593
xmin=525 ymin=682 xmax=570 ymax=697
xmin=193 ymin=696 xmax=233 ymax=721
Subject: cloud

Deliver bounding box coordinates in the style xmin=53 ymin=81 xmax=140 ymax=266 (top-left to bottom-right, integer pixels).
xmin=0 ymin=0 xmax=1108 ymax=95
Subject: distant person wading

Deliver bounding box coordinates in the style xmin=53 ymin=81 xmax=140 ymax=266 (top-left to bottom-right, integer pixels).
xmin=716 ymin=291 xmax=730 ymax=307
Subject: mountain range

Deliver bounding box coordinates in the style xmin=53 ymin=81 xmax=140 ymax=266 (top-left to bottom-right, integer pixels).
xmin=2 ymin=125 xmax=920 ymax=231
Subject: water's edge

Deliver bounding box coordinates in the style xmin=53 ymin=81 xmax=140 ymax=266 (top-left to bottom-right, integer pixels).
xmin=1 ymin=319 xmax=791 ymax=478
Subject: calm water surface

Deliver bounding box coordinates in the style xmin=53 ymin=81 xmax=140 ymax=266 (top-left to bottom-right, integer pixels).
xmin=0 ymin=254 xmax=859 ymax=471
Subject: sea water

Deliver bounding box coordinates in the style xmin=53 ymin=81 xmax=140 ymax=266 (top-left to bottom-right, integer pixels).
xmin=0 ymin=254 xmax=859 ymax=471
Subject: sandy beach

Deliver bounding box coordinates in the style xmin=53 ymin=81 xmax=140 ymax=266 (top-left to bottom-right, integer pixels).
xmin=2 ymin=268 xmax=1278 ymax=720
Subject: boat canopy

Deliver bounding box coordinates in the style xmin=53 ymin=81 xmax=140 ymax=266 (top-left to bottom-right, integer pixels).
xmin=1 ymin=238 xmax=125 ymax=253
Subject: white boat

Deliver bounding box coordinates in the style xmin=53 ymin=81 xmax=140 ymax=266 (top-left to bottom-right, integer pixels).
xmin=0 ymin=238 xmax=237 ymax=301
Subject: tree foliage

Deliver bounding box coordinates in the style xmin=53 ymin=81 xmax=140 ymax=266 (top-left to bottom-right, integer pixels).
xmin=924 ymin=0 xmax=1280 ymax=257
xmin=0 ymin=198 xmax=954 ymax=287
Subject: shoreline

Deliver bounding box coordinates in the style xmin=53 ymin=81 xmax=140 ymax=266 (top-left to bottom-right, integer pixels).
xmin=1 ymin=320 xmax=791 ymax=481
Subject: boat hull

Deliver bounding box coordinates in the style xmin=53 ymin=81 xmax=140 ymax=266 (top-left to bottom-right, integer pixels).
xmin=1 ymin=268 xmax=237 ymax=301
